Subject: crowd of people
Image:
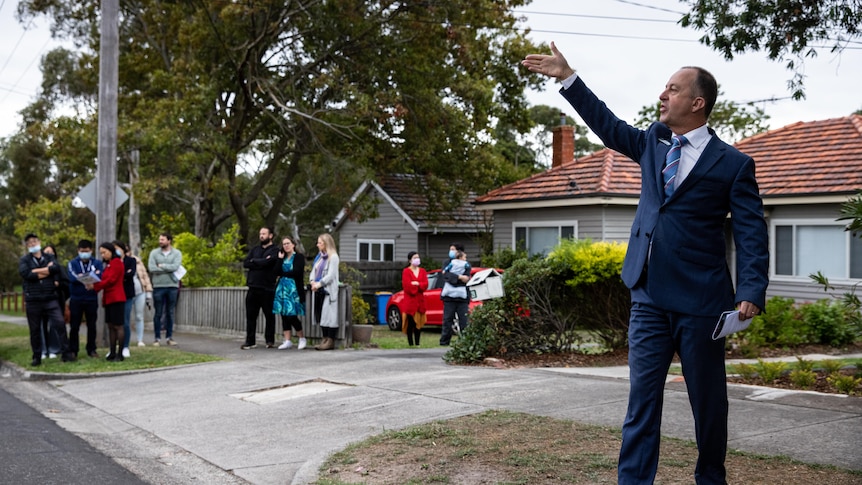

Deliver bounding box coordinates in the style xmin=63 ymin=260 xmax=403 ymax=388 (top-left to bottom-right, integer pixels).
xmin=19 ymin=233 xmax=180 ymax=366
xmin=19 ymin=227 xmax=474 ymax=365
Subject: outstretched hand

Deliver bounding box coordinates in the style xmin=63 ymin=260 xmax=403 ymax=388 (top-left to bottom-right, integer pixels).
xmin=521 ymin=41 xmax=576 ymax=80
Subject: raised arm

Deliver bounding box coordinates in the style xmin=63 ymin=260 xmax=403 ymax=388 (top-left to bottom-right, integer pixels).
xmin=521 ymin=41 xmax=576 ymax=81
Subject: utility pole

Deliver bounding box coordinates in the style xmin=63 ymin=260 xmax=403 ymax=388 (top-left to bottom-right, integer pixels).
xmin=96 ymin=0 xmax=119 ymax=246
xmin=95 ymin=0 xmax=119 ymax=346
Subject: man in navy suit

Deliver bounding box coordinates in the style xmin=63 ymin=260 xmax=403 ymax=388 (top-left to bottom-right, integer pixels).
xmin=523 ymin=43 xmax=769 ymax=484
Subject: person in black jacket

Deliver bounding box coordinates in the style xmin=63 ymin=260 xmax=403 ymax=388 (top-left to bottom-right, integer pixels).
xmin=274 ymin=236 xmax=307 ymax=350
xmin=241 ymin=227 xmax=280 ymax=349
xmin=19 ymin=234 xmax=74 ymax=366
xmin=40 ymin=244 xmax=68 ymax=358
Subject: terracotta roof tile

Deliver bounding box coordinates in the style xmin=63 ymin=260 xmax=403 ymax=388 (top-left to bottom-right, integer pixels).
xmin=476 ymin=114 xmax=862 ymax=205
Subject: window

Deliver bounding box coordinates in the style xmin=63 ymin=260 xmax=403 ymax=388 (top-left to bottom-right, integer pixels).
xmin=773 ymin=222 xmax=862 ymax=280
xmin=514 ymin=221 xmax=577 ymax=256
xmin=358 ymin=239 xmax=394 ymax=262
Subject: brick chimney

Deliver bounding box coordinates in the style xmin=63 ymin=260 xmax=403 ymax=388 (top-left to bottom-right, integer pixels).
xmin=551 ymin=113 xmax=575 ymax=168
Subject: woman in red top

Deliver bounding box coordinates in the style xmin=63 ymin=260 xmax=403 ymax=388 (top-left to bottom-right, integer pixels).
xmin=88 ymin=242 xmax=127 ymax=361
xmin=400 ymin=251 xmax=428 ymax=346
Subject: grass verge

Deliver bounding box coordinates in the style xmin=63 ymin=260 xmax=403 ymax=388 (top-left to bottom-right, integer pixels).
xmin=358 ymin=325 xmax=454 ymax=350
xmin=315 ymin=410 xmax=862 ymax=485
xmin=0 ymin=321 xmax=221 ymax=373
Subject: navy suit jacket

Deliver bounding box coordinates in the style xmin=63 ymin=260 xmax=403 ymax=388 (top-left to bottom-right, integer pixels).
xmin=562 ymin=77 xmax=768 ymax=317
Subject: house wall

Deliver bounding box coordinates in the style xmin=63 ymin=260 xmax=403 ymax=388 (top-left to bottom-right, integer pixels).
xmin=336 ymin=189 xmax=419 ymax=262
xmin=763 ymin=202 xmax=856 ymax=302
xmin=490 ymin=205 xmax=636 ymax=250
xmin=418 ymin=233 xmax=483 ymax=267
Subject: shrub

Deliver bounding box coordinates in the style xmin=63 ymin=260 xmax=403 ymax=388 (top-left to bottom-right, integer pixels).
xmin=480 ymin=246 xmax=531 ymax=270
xmin=789 ymin=369 xmax=816 ymax=389
xmin=171 ymin=225 xmax=245 ymax=287
xmin=800 ymin=299 xmax=856 ymax=346
xmin=444 ymin=299 xmax=506 ymax=364
xmin=819 ymin=359 xmax=844 ymax=374
xmin=827 ymin=374 xmax=862 ymax=395
xmin=794 ymin=357 xmax=815 ymax=372
xmin=730 ymin=362 xmax=757 ymax=380
xmin=738 ymin=297 xmax=806 ymax=347
xmin=754 ymin=359 xmax=787 ymax=384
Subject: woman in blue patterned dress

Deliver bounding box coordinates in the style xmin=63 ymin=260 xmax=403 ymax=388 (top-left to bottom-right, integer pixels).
xmin=274 ymin=236 xmax=307 ymax=350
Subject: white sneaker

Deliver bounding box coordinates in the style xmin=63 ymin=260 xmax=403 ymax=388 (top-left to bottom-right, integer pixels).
xmin=42 ymin=353 xmax=48 ymax=359
xmin=278 ymin=340 xmax=293 ymax=350
xmin=48 ymin=353 xmax=57 ymax=359
xmin=122 ymin=347 xmax=130 ymax=358
xmin=297 ymin=338 xmax=307 ymax=350
xmin=137 ymin=341 xmax=146 ymax=347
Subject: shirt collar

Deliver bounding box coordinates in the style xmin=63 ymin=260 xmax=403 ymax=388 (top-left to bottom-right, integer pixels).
xmin=676 ymin=124 xmax=710 ymax=150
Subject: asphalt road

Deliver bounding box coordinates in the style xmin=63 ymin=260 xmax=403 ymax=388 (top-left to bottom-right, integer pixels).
xmin=0 ymin=386 xmax=146 ymax=484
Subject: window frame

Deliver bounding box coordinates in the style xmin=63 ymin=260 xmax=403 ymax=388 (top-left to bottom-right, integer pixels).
xmin=770 ymin=219 xmax=861 ymax=282
xmin=512 ymin=220 xmax=579 ymax=256
xmin=357 ymin=239 xmax=395 ymax=262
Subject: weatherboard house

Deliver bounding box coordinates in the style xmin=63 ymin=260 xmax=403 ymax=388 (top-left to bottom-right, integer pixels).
xmin=474 ymin=114 xmax=862 ymax=302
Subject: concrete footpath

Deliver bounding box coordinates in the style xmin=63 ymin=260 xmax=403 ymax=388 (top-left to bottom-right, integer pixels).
xmin=1 ymin=317 xmax=860 ymax=484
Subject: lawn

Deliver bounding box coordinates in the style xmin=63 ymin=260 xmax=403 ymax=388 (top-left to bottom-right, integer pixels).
xmin=361 ymin=325 xmax=452 ymax=350
xmin=0 ymin=320 xmax=221 ymax=373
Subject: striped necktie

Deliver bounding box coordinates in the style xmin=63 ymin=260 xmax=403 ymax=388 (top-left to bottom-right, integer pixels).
xmin=662 ymin=135 xmax=688 ymax=197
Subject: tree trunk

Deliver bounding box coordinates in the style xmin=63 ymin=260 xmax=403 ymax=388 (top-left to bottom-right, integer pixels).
xmin=127 ymin=150 xmax=142 ymax=256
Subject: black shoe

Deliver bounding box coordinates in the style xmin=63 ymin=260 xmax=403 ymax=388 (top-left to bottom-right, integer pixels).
xmin=115 ymin=354 xmax=124 ymax=362
xmin=31 ymin=357 xmax=41 ymax=367
xmin=266 ymin=342 xmax=275 ymax=349
xmin=88 ymin=351 xmax=98 ymax=358
xmin=240 ymin=343 xmax=257 ymax=350
xmin=106 ymin=353 xmax=116 ymax=362
xmin=61 ymin=352 xmax=76 ymax=362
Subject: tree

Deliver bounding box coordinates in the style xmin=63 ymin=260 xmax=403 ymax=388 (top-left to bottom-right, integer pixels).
xmin=680 ymin=0 xmax=862 ymax=99
xmin=634 ymin=90 xmax=770 ymax=143
xmin=17 ymin=0 xmax=545 ymax=244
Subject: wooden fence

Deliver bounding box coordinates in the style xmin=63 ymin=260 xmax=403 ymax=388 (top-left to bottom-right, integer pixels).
xmin=0 ymin=292 xmax=22 ymax=313
xmin=165 ymin=285 xmax=355 ymax=347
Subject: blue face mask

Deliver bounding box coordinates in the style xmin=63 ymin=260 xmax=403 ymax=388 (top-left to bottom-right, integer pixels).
xmin=28 ymin=245 xmax=41 ymax=254
xmin=116 ymin=249 xmax=123 ymax=257
xmin=448 ymin=250 xmax=456 ymax=259
xmin=79 ymin=251 xmax=91 ymax=260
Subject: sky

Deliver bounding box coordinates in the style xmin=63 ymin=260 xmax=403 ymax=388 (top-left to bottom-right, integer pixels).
xmin=1 ymin=0 xmax=861 ymax=143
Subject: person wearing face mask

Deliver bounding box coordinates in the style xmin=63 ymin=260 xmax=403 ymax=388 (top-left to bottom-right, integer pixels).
xmin=39 ymin=244 xmax=68 ymax=359
xmin=400 ymin=251 xmax=428 ymax=346
xmin=440 ymin=250 xmax=471 ymax=346
xmin=19 ymin=233 xmax=75 ymax=366
xmin=241 ymin=227 xmax=280 ymax=350
xmin=436 ymin=242 xmax=464 ymax=289
xmin=67 ymin=239 xmax=104 ymax=358
xmin=87 ymin=243 xmax=127 ymax=361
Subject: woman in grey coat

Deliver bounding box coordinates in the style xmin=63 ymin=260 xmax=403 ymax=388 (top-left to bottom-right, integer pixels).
xmin=310 ymin=233 xmax=339 ymax=350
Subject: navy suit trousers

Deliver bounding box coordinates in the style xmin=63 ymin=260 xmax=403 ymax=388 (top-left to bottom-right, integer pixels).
xmin=619 ymin=284 xmax=728 ymax=485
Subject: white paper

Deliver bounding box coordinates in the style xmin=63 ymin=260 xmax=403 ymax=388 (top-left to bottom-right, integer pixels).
xmin=712 ymin=310 xmax=752 ymax=340
xmin=173 ymin=265 xmax=187 ymax=281
xmin=76 ymin=270 xmax=101 ymax=285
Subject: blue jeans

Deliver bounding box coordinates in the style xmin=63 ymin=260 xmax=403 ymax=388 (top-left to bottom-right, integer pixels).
xmin=153 ymin=287 xmax=178 ymax=340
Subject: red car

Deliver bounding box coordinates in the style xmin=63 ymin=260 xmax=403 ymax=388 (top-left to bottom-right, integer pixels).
xmin=385 ymin=267 xmax=495 ymax=331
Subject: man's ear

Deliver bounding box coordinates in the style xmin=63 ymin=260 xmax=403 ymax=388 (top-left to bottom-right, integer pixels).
xmin=691 ymin=96 xmax=706 ymax=114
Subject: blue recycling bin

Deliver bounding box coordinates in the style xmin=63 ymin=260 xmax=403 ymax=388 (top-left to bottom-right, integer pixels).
xmin=375 ymin=292 xmax=392 ymax=325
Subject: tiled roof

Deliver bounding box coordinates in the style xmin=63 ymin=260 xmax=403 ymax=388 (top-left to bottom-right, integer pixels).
xmin=475 ymin=148 xmax=641 ymax=204
xmin=476 ymin=115 xmax=862 ymax=205
xmin=736 ymin=114 xmax=862 ymax=197
xmin=377 ymin=174 xmax=486 ymax=228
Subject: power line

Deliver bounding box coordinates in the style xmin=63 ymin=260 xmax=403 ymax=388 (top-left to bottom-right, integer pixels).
xmin=613 ymin=0 xmax=686 ymax=16
xmin=518 ymin=10 xmax=678 ymax=24
xmin=0 ymin=36 xmax=51 ymax=105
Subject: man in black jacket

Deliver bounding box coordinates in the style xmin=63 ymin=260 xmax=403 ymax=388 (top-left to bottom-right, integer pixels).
xmin=241 ymin=227 xmax=279 ymax=349
xmin=18 ymin=233 xmax=74 ymax=366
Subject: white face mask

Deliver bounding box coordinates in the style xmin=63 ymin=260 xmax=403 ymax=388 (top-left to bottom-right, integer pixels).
xmin=411 ymin=257 xmax=421 ymax=267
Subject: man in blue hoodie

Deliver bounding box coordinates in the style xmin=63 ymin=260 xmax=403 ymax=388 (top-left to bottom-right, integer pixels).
xmin=67 ymin=239 xmax=103 ymax=358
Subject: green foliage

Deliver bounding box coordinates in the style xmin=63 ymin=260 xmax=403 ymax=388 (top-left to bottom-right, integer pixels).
xmin=13 ymin=196 xmax=93 ymax=259
xmin=794 ymin=357 xmax=815 ymax=372
xmin=827 ymin=374 xmax=862 ymax=395
xmin=789 ymin=369 xmax=816 ymax=389
xmin=819 ymin=359 xmax=844 ymax=375
xmin=799 ymin=299 xmax=857 ymax=346
xmin=444 ymin=299 xmax=505 ymax=364
xmin=351 ymin=296 xmax=372 ymax=325
xmin=730 ymin=362 xmax=757 ymax=380
xmin=446 ymin=239 xmax=630 ymax=364
xmin=680 ymin=0 xmax=862 ymax=99
xmin=838 ymin=192 xmax=862 ymax=234
xmin=480 ymin=246 xmax=531 ymax=269
xmin=170 ymin=225 xmax=245 ymax=287
xmin=754 ymin=359 xmax=788 ymax=384
xmin=738 ymin=296 xmax=806 ymax=347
